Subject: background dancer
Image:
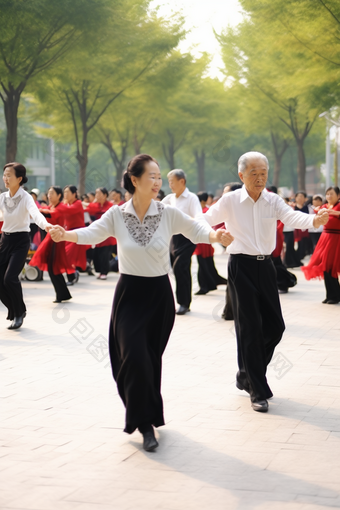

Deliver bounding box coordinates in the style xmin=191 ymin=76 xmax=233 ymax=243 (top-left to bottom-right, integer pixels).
xmin=162 ymin=169 xmax=202 ymax=315
xmin=302 ymin=186 xmax=340 ymax=304
xmin=83 ymin=188 xmax=115 ymax=280
xmin=50 ymin=154 xmax=233 ymax=452
xmin=204 ymin=151 xmax=329 ymax=413
xmin=0 ymin=163 xmax=52 ymax=329
xmin=30 ymin=186 xmax=73 ymax=303
xmin=63 ymin=185 xmax=88 ymax=286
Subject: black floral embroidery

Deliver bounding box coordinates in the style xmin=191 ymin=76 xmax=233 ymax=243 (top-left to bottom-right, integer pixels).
xmin=122 ymin=202 xmax=164 ymax=247
xmin=3 ymin=195 xmax=22 ymax=214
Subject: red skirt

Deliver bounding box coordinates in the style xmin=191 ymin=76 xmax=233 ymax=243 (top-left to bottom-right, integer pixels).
xmin=65 ymin=241 xmax=88 ymax=270
xmin=193 ymin=243 xmax=214 ymax=258
xmin=29 ymin=233 xmax=74 ymax=275
xmin=302 ymin=231 xmax=340 ymax=280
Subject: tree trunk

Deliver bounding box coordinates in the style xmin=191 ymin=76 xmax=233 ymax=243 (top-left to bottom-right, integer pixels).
xmin=3 ymin=86 xmax=21 ymax=162
xmin=194 ymin=149 xmax=205 ymax=190
xmin=77 ymin=133 xmax=88 ymax=196
xmin=270 ymin=131 xmax=289 ymax=188
xmin=296 ymin=139 xmax=306 ymax=191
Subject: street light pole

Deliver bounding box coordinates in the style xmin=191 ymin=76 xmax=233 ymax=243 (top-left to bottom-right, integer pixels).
xmin=326 ymin=120 xmax=332 ymax=189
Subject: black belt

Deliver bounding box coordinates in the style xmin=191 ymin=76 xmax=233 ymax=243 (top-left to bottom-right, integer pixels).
xmin=2 ymin=231 xmax=29 ymax=236
xmin=232 ymin=253 xmax=271 ymax=261
xmin=324 ymin=229 xmax=340 ymax=234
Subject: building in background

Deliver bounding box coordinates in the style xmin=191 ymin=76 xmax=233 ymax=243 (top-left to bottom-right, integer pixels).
xmin=25 ymin=136 xmax=55 ymax=194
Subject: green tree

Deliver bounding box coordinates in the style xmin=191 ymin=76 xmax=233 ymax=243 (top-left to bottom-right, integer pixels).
xmin=0 ymin=0 xmax=104 ymax=162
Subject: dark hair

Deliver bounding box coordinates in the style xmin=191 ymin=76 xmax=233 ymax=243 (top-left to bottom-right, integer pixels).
xmin=97 ymin=187 xmax=108 ymax=197
xmin=197 ymin=191 xmax=208 ymax=202
xmin=123 ymin=154 xmax=159 ymax=194
xmin=64 ymin=185 xmax=78 ymax=199
xmin=326 ymin=186 xmax=340 ymax=195
xmin=111 ymin=188 xmax=122 ymax=197
xmin=157 ymin=189 xmax=165 ymax=201
xmin=224 ymin=182 xmax=242 ymax=192
xmin=313 ymin=194 xmax=323 ymax=201
xmin=295 ymin=190 xmax=307 ymax=198
xmin=81 ymin=193 xmax=89 ymax=201
xmin=49 ymin=186 xmax=63 ymax=202
xmin=208 ymin=193 xmax=214 ymax=199
xmin=267 ymin=185 xmax=278 ymax=194
xmin=3 ymin=162 xmax=28 ymax=185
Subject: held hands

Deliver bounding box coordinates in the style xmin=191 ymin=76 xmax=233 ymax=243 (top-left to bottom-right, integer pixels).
xmin=213 ymin=229 xmax=234 ymax=247
xmin=313 ymin=209 xmax=329 ymax=228
xmin=49 ymin=225 xmax=66 ymax=242
xmin=45 ymin=223 xmax=54 ymax=232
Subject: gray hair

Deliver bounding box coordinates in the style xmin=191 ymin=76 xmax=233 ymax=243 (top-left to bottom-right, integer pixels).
xmin=167 ymin=169 xmax=186 ymax=182
xmin=238 ymin=152 xmax=269 ymax=174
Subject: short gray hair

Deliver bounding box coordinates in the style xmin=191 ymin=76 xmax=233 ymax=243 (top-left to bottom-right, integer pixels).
xmin=238 ymin=152 xmax=269 ymax=174
xmin=167 ymin=169 xmax=186 ymax=182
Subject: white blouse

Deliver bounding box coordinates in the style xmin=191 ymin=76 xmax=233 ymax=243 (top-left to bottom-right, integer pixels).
xmin=0 ymin=187 xmax=48 ymax=233
xmin=75 ymin=199 xmax=212 ymax=277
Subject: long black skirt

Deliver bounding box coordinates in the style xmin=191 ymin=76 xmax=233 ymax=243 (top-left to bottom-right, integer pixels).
xmin=109 ymin=273 xmax=175 ymax=434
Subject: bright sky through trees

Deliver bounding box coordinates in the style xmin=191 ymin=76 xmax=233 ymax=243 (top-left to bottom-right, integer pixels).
xmin=150 ymin=0 xmax=243 ymax=78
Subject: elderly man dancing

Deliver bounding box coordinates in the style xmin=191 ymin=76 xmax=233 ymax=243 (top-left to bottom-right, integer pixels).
xmin=205 ymin=152 xmax=329 ymax=412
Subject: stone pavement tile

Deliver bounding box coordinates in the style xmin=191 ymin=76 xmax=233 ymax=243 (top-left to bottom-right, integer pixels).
xmin=1 ymin=258 xmax=340 ymax=510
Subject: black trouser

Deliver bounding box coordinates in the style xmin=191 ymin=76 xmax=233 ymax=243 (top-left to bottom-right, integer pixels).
xmin=228 ymin=254 xmax=285 ymax=401
xmin=48 ymin=243 xmax=71 ymax=302
xmin=324 ymin=271 xmax=340 ymax=302
xmin=272 ymin=256 xmax=297 ymax=291
xmin=222 ymin=282 xmax=234 ymax=320
xmin=170 ymin=234 xmax=196 ymax=308
xmin=93 ymin=246 xmax=112 ymax=275
xmin=283 ymin=231 xmax=300 ymax=268
xmin=0 ymin=232 xmax=30 ymax=320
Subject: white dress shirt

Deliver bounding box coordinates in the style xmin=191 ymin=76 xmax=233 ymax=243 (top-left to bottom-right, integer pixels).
xmin=0 ymin=187 xmax=48 ymax=233
xmin=162 ymin=187 xmax=202 ymax=218
xmin=75 ymin=199 xmax=212 ymax=277
xmin=204 ymin=186 xmax=314 ymax=256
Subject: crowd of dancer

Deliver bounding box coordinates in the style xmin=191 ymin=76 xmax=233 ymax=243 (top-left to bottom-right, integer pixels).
xmin=0 ymin=154 xmax=337 ymax=452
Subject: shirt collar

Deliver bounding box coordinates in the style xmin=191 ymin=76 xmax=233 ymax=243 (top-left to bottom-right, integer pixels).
xmin=7 ymin=187 xmax=23 ymax=199
xmin=240 ymin=185 xmax=270 ymax=204
xmin=177 ymin=187 xmax=189 ymax=199
xmin=123 ymin=198 xmax=159 ymax=218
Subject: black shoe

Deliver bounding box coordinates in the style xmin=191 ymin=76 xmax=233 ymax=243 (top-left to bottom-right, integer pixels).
xmin=66 ymin=281 xmax=74 ymax=287
xmin=8 ymin=312 xmax=26 ymax=330
xmin=251 ymin=399 xmax=269 ymax=412
xmin=327 ymin=300 xmax=339 ymax=304
xmin=278 ymin=289 xmax=288 ymax=294
xmin=194 ymin=289 xmax=209 ymax=295
xmin=142 ymin=431 xmax=159 ymax=452
xmin=322 ymin=298 xmax=329 ymax=304
xmin=236 ymin=378 xmax=250 ymax=394
xmin=176 ymin=305 xmax=190 ymax=315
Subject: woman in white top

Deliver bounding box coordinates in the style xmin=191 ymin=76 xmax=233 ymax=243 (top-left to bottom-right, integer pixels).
xmin=50 ymin=154 xmax=233 ymax=452
xmin=0 ymin=163 xmax=52 ymax=330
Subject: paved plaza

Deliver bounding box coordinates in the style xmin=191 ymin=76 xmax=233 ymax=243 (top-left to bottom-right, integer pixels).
xmin=1 ymin=252 xmax=340 ymax=510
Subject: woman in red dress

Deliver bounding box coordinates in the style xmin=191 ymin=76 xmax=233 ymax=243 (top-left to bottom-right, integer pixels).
xmin=63 ymin=185 xmax=88 ymax=286
xmin=29 ymin=186 xmax=73 ymax=303
xmin=83 ymin=187 xmax=115 ymax=280
xmin=302 ymin=186 xmax=340 ymax=304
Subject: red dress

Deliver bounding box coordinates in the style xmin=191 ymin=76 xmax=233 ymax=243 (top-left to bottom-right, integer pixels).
xmin=29 ymin=203 xmax=74 ymax=274
xmin=85 ymin=201 xmax=116 ymax=248
xmin=302 ymin=202 xmax=340 ymax=280
xmin=193 ymin=206 xmax=214 ymax=258
xmin=64 ymin=200 xmax=88 ymax=270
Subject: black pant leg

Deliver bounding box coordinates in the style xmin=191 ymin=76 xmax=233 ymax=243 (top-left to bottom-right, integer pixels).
xmin=172 ymin=243 xmax=196 ymax=307
xmin=324 ymin=271 xmax=340 ymax=301
xmin=284 ymin=231 xmax=300 ymax=267
xmin=222 ymin=282 xmax=234 ymax=320
xmin=0 ymin=234 xmax=30 ymax=319
xmin=48 ymin=243 xmax=71 ymax=302
xmin=197 ymin=255 xmax=217 ymax=292
xmin=228 ymin=256 xmax=284 ymax=401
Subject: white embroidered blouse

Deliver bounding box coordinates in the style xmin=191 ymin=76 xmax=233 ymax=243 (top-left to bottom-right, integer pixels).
xmin=74 ymin=199 xmax=212 ymax=277
xmin=0 ymin=187 xmax=48 ymax=233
